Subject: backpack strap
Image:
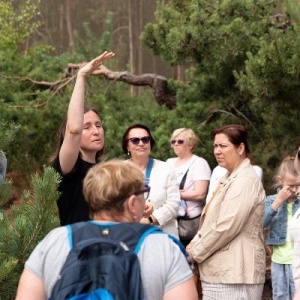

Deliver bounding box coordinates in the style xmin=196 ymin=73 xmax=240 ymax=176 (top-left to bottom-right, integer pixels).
xmin=67 ymin=222 xmax=192 ymax=269
xmin=133 ymin=226 xmax=164 ymax=254
xmin=67 ymin=222 xmax=155 ymax=251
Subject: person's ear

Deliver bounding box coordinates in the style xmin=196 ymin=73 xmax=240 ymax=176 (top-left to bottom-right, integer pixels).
xmin=277 ymin=175 xmax=283 ymax=185
xmin=126 ymin=194 xmax=137 ymax=214
xmin=238 ymin=143 xmax=245 ymax=156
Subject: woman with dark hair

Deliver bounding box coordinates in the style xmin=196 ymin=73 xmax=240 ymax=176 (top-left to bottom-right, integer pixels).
xmin=122 ymin=124 xmax=180 ymax=237
xmin=50 ymin=51 xmax=115 ymax=225
xmin=187 ymin=124 xmax=266 ymax=300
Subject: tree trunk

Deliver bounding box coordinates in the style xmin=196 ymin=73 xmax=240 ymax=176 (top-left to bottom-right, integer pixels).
xmin=66 ymin=0 xmax=74 ymax=50
xmin=128 ymin=0 xmax=134 ymax=94
xmin=60 ymin=4 xmax=64 ymax=52
xmin=138 ymin=0 xmax=143 ymax=76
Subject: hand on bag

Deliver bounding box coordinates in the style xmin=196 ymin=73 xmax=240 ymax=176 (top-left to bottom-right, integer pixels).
xmin=143 ymin=202 xmax=153 ymax=218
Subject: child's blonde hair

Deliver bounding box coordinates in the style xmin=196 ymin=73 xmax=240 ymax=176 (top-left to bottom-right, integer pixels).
xmin=273 ymin=156 xmax=298 ymax=189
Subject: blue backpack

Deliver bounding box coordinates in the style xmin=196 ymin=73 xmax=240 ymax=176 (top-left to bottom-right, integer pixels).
xmin=49 ymin=221 xmax=187 ymax=300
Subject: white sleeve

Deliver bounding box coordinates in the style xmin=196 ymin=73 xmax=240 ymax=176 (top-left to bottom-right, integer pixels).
xmin=253 ymin=165 xmax=263 ymax=181
xmin=206 ymin=166 xmax=227 ymax=203
xmin=189 ymin=157 xmax=211 ymax=182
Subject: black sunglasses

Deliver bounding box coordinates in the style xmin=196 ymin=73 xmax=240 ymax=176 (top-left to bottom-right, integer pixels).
xmin=170 ymin=139 xmax=185 ymax=145
xmin=120 ymin=185 xmax=151 ymax=204
xmin=128 ymin=136 xmax=151 ymax=145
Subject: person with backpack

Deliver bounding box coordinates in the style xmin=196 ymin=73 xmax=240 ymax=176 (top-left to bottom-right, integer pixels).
xmin=16 ymin=159 xmax=198 ymax=300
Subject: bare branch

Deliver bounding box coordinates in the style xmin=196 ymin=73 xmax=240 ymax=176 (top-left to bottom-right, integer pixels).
xmin=67 ymin=63 xmax=177 ymax=109
xmin=5 ymin=63 xmax=177 ymax=109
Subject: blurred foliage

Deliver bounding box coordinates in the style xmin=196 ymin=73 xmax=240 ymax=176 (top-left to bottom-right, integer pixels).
xmin=0 ymin=0 xmax=41 ymax=54
xmin=0 ymin=167 xmax=60 ymax=298
xmin=1 ymin=0 xmax=299 ymax=191
xmin=142 ymin=0 xmax=300 ymax=190
xmin=0 ymin=122 xmax=20 ymax=207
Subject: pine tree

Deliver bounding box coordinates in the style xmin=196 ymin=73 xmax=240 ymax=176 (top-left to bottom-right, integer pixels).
xmin=0 ymin=121 xmax=61 ymax=299
xmin=0 ymin=121 xmax=19 ymax=208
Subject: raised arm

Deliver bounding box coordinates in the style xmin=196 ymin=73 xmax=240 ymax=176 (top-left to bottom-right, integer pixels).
xmin=59 ymin=51 xmax=115 ymax=174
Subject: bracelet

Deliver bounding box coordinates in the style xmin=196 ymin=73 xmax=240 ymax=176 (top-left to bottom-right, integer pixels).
xmin=148 ymin=216 xmax=154 ymax=224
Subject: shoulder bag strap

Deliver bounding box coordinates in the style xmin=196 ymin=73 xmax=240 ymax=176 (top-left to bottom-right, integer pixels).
xmin=179 ymin=170 xmax=189 ymax=190
xmin=179 ymin=156 xmax=198 ymax=190
xmin=144 ymin=158 xmax=154 ymax=185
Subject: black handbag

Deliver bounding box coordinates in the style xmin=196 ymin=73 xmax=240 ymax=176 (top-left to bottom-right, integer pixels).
xmin=177 ymin=168 xmax=201 ymax=240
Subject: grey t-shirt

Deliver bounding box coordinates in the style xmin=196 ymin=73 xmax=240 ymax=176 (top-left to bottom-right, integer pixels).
xmin=25 ymin=224 xmax=193 ymax=300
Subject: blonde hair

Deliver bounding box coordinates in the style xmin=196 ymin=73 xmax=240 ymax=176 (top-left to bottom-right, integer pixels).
xmin=83 ymin=159 xmax=144 ymax=217
xmin=171 ymin=128 xmax=199 ymax=151
xmin=273 ymin=156 xmax=298 ymax=189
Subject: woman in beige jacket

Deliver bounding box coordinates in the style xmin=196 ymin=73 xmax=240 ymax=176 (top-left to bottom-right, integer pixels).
xmin=187 ymin=124 xmax=266 ymax=300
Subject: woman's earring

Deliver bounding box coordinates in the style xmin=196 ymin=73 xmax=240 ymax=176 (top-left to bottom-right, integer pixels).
xmin=127 ymin=151 xmax=130 ymax=156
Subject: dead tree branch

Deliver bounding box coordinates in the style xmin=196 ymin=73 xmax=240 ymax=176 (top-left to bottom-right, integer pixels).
xmin=66 ymin=64 xmax=177 ymax=109
xmin=8 ymin=63 xmax=177 ymax=109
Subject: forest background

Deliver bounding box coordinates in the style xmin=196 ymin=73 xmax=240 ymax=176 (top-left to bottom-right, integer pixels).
xmin=0 ymin=0 xmax=300 ymax=298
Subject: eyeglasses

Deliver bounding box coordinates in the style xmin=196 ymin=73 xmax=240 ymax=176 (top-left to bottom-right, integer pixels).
xmin=120 ymin=185 xmax=151 ymax=204
xmin=170 ymin=139 xmax=185 ymax=145
xmin=128 ymin=136 xmax=151 ymax=145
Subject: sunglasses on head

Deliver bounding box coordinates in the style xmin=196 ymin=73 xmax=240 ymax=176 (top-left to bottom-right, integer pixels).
xmin=170 ymin=139 xmax=185 ymax=145
xmin=128 ymin=136 xmax=151 ymax=145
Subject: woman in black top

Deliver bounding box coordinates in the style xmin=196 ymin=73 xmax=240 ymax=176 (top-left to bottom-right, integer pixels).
xmin=50 ymin=51 xmax=115 ymax=225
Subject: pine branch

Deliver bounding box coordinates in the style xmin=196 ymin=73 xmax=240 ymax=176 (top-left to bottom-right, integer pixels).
xmin=0 ymin=167 xmax=61 ymax=298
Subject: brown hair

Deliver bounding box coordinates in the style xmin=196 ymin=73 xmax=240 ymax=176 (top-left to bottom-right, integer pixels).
xmin=122 ymin=124 xmax=155 ymax=155
xmin=213 ymin=124 xmax=251 ymax=157
xmin=83 ymin=159 xmax=144 ymax=218
xmin=49 ymin=106 xmax=104 ymax=163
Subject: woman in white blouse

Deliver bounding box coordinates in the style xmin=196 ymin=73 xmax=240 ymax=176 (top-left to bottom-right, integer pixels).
xmin=166 ymin=128 xmax=211 ymax=246
xmin=122 ymin=124 xmax=180 ymax=238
